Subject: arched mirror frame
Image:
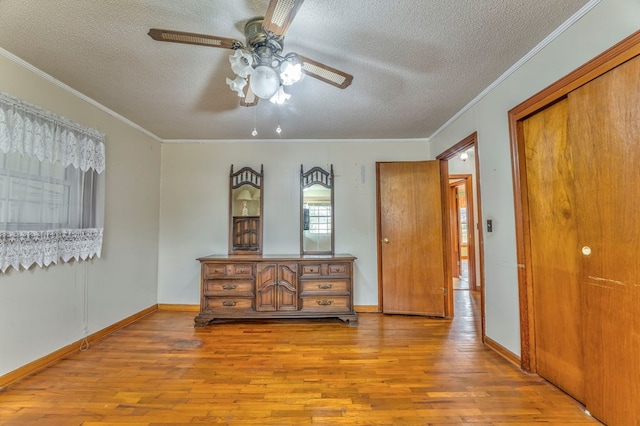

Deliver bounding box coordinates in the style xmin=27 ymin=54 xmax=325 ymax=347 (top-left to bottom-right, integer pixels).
xmin=300 ymin=164 xmax=334 ymax=255
xmin=229 ymin=165 xmax=263 ymax=255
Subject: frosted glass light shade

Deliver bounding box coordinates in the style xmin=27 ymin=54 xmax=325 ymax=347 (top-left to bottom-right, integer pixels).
xmin=280 ymin=62 xmax=302 ymax=86
xmin=229 ymin=50 xmax=253 ymax=78
xmin=226 ymin=76 xmax=247 ymax=97
xmin=250 ymin=65 xmax=280 ymax=99
xmin=269 ymin=85 xmax=291 ymax=104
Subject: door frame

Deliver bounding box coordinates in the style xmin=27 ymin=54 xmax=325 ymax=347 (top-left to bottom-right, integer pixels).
xmin=509 ymin=30 xmax=640 ymax=372
xmin=436 ymin=132 xmax=485 ymax=338
xmin=449 ymin=175 xmax=476 ymax=290
xmin=449 ymin=181 xmax=461 ymax=279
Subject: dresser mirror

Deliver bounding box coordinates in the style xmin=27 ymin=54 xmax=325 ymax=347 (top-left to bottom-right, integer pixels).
xmin=300 ymin=165 xmax=334 ymax=255
xmin=229 ymin=165 xmax=263 ymax=254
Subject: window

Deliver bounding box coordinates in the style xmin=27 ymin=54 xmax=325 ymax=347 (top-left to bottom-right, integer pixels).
xmin=0 ymin=91 xmax=105 ymax=272
xmin=306 ymin=203 xmax=332 ymax=234
xmin=0 ymin=151 xmax=70 ymax=230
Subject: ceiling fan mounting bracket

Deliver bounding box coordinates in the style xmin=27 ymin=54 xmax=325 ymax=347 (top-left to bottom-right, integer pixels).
xmin=244 ymin=18 xmax=284 ymax=57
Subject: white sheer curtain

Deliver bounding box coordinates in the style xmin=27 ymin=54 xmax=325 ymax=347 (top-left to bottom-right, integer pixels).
xmin=0 ymin=92 xmax=105 ymax=272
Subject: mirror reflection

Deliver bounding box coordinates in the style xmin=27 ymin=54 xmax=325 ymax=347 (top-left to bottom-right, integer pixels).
xmin=300 ymin=165 xmax=334 ymax=255
xmin=229 ymin=165 xmax=263 ymax=254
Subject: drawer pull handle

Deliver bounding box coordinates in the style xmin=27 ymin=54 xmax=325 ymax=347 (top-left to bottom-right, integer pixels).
xmin=317 ymin=300 xmax=333 ymax=306
xmin=318 ymin=283 xmax=332 ymax=289
xmin=222 ymin=284 xmax=237 ymax=290
xmin=222 ymin=301 xmax=237 ymax=307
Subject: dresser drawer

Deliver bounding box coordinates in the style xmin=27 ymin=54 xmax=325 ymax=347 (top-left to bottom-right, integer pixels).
xmin=203 ymin=263 xmax=253 ymax=278
xmin=300 ymin=263 xmax=323 ymax=277
xmin=300 ymin=262 xmax=350 ymax=277
xmin=299 ymin=296 xmax=351 ymax=313
xmin=327 ymin=263 xmax=349 ymax=276
xmin=204 ymin=296 xmax=254 ymax=311
xmin=204 ymin=279 xmax=254 ymax=296
xmin=228 ymin=263 xmax=253 ymax=277
xmin=300 ymin=279 xmax=349 ymax=295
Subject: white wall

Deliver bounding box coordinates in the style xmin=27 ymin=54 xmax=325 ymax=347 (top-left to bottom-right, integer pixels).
xmin=429 ymin=0 xmax=640 ymax=355
xmin=0 ymin=52 xmax=162 ymax=376
xmin=157 ymin=140 xmax=429 ymax=306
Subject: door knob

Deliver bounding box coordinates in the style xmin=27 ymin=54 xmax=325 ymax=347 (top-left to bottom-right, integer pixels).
xmin=383 ymin=238 xmax=390 ymax=244
xmin=581 ymin=246 xmax=592 ymax=256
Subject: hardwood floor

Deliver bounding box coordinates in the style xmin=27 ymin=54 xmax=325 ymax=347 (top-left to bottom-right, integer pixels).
xmin=0 ymin=291 xmax=599 ymax=425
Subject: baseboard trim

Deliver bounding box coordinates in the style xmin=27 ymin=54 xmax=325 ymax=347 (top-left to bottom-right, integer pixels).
xmin=484 ymin=336 xmax=521 ymax=368
xmin=355 ymin=305 xmax=379 ymax=313
xmin=0 ymin=304 xmax=158 ymax=390
xmin=158 ymin=303 xmax=200 ymax=312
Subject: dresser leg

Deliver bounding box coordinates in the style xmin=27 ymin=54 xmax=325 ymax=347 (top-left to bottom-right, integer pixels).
xmin=339 ymin=315 xmax=359 ymax=326
xmin=194 ymin=314 xmax=212 ymax=327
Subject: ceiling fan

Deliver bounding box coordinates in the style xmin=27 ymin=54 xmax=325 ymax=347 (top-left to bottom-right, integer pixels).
xmin=148 ymin=0 xmax=353 ymax=107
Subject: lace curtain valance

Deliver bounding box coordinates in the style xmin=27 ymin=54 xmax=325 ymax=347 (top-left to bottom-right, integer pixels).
xmin=0 ymin=91 xmax=105 ymax=272
xmin=0 ymin=91 xmax=105 ymax=173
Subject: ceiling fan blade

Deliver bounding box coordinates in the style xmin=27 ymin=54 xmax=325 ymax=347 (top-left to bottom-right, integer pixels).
xmin=295 ymin=55 xmax=353 ymax=89
xmin=240 ymin=80 xmax=259 ymax=107
xmin=148 ymin=28 xmax=243 ymax=50
xmin=263 ymin=0 xmax=305 ymax=36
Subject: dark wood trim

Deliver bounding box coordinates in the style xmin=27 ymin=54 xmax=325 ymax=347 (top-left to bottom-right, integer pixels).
xmin=375 ymin=162 xmax=384 ymax=311
xmin=0 ymin=305 xmax=158 ymax=389
xmin=439 ymin=160 xmax=453 ymax=317
xmin=509 ymin=29 xmax=640 ymax=373
xmin=436 ymin=133 xmax=477 ymax=160
xmin=511 ymin=29 xmax=640 ymax=121
xmin=485 ymin=336 xmax=521 ymax=368
xmin=473 ymin=140 xmax=486 ymax=342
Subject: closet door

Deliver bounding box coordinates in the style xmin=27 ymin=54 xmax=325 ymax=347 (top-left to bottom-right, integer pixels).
xmin=377 ymin=161 xmax=446 ymax=316
xmin=523 ymin=98 xmax=585 ymax=402
xmin=569 ymin=54 xmax=640 ymax=425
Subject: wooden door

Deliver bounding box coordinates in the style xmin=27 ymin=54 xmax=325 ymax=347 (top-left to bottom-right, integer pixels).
xmin=522 ymin=98 xmax=585 ymax=402
xmin=377 ymin=161 xmax=446 ymax=316
xmin=276 ymin=263 xmax=298 ymax=311
xmin=256 ymin=263 xmax=298 ymax=312
xmin=568 ymin=55 xmax=640 ymax=425
xmin=256 ymin=263 xmax=277 ymax=311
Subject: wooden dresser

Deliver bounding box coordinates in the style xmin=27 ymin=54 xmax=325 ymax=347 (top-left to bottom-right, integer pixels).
xmin=195 ymin=254 xmax=358 ymax=326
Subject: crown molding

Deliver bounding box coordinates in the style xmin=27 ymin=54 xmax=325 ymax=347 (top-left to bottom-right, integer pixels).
xmin=428 ymin=0 xmax=602 ymax=141
xmin=0 ymin=47 xmax=162 ymax=143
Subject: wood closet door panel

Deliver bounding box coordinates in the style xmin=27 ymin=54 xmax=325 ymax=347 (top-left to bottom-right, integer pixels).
xmin=569 ymin=54 xmax=640 ymax=425
xmin=378 ymin=161 xmax=446 ymax=316
xmin=523 ymin=98 xmax=585 ymax=402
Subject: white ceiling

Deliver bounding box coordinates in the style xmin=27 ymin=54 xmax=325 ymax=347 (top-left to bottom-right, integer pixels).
xmin=0 ymin=0 xmax=590 ymax=141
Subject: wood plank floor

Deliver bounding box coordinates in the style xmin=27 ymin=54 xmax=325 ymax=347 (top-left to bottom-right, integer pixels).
xmin=0 ymin=290 xmax=599 ymax=425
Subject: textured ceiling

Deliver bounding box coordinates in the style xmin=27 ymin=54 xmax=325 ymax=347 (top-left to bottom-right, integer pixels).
xmin=0 ymin=0 xmax=590 ymax=141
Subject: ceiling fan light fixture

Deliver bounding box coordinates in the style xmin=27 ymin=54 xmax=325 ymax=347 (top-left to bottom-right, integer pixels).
xmin=280 ymin=61 xmax=302 ymax=86
xmin=269 ymin=85 xmax=291 ymax=104
xmin=226 ymin=76 xmax=247 ymax=97
xmin=250 ymin=65 xmax=281 ymax=99
xmin=229 ymin=50 xmax=254 ymax=78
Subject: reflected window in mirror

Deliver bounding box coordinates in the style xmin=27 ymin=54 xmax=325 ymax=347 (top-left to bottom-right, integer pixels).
xmin=229 ymin=165 xmax=263 ymax=255
xmin=300 ymin=165 xmax=334 ymax=255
